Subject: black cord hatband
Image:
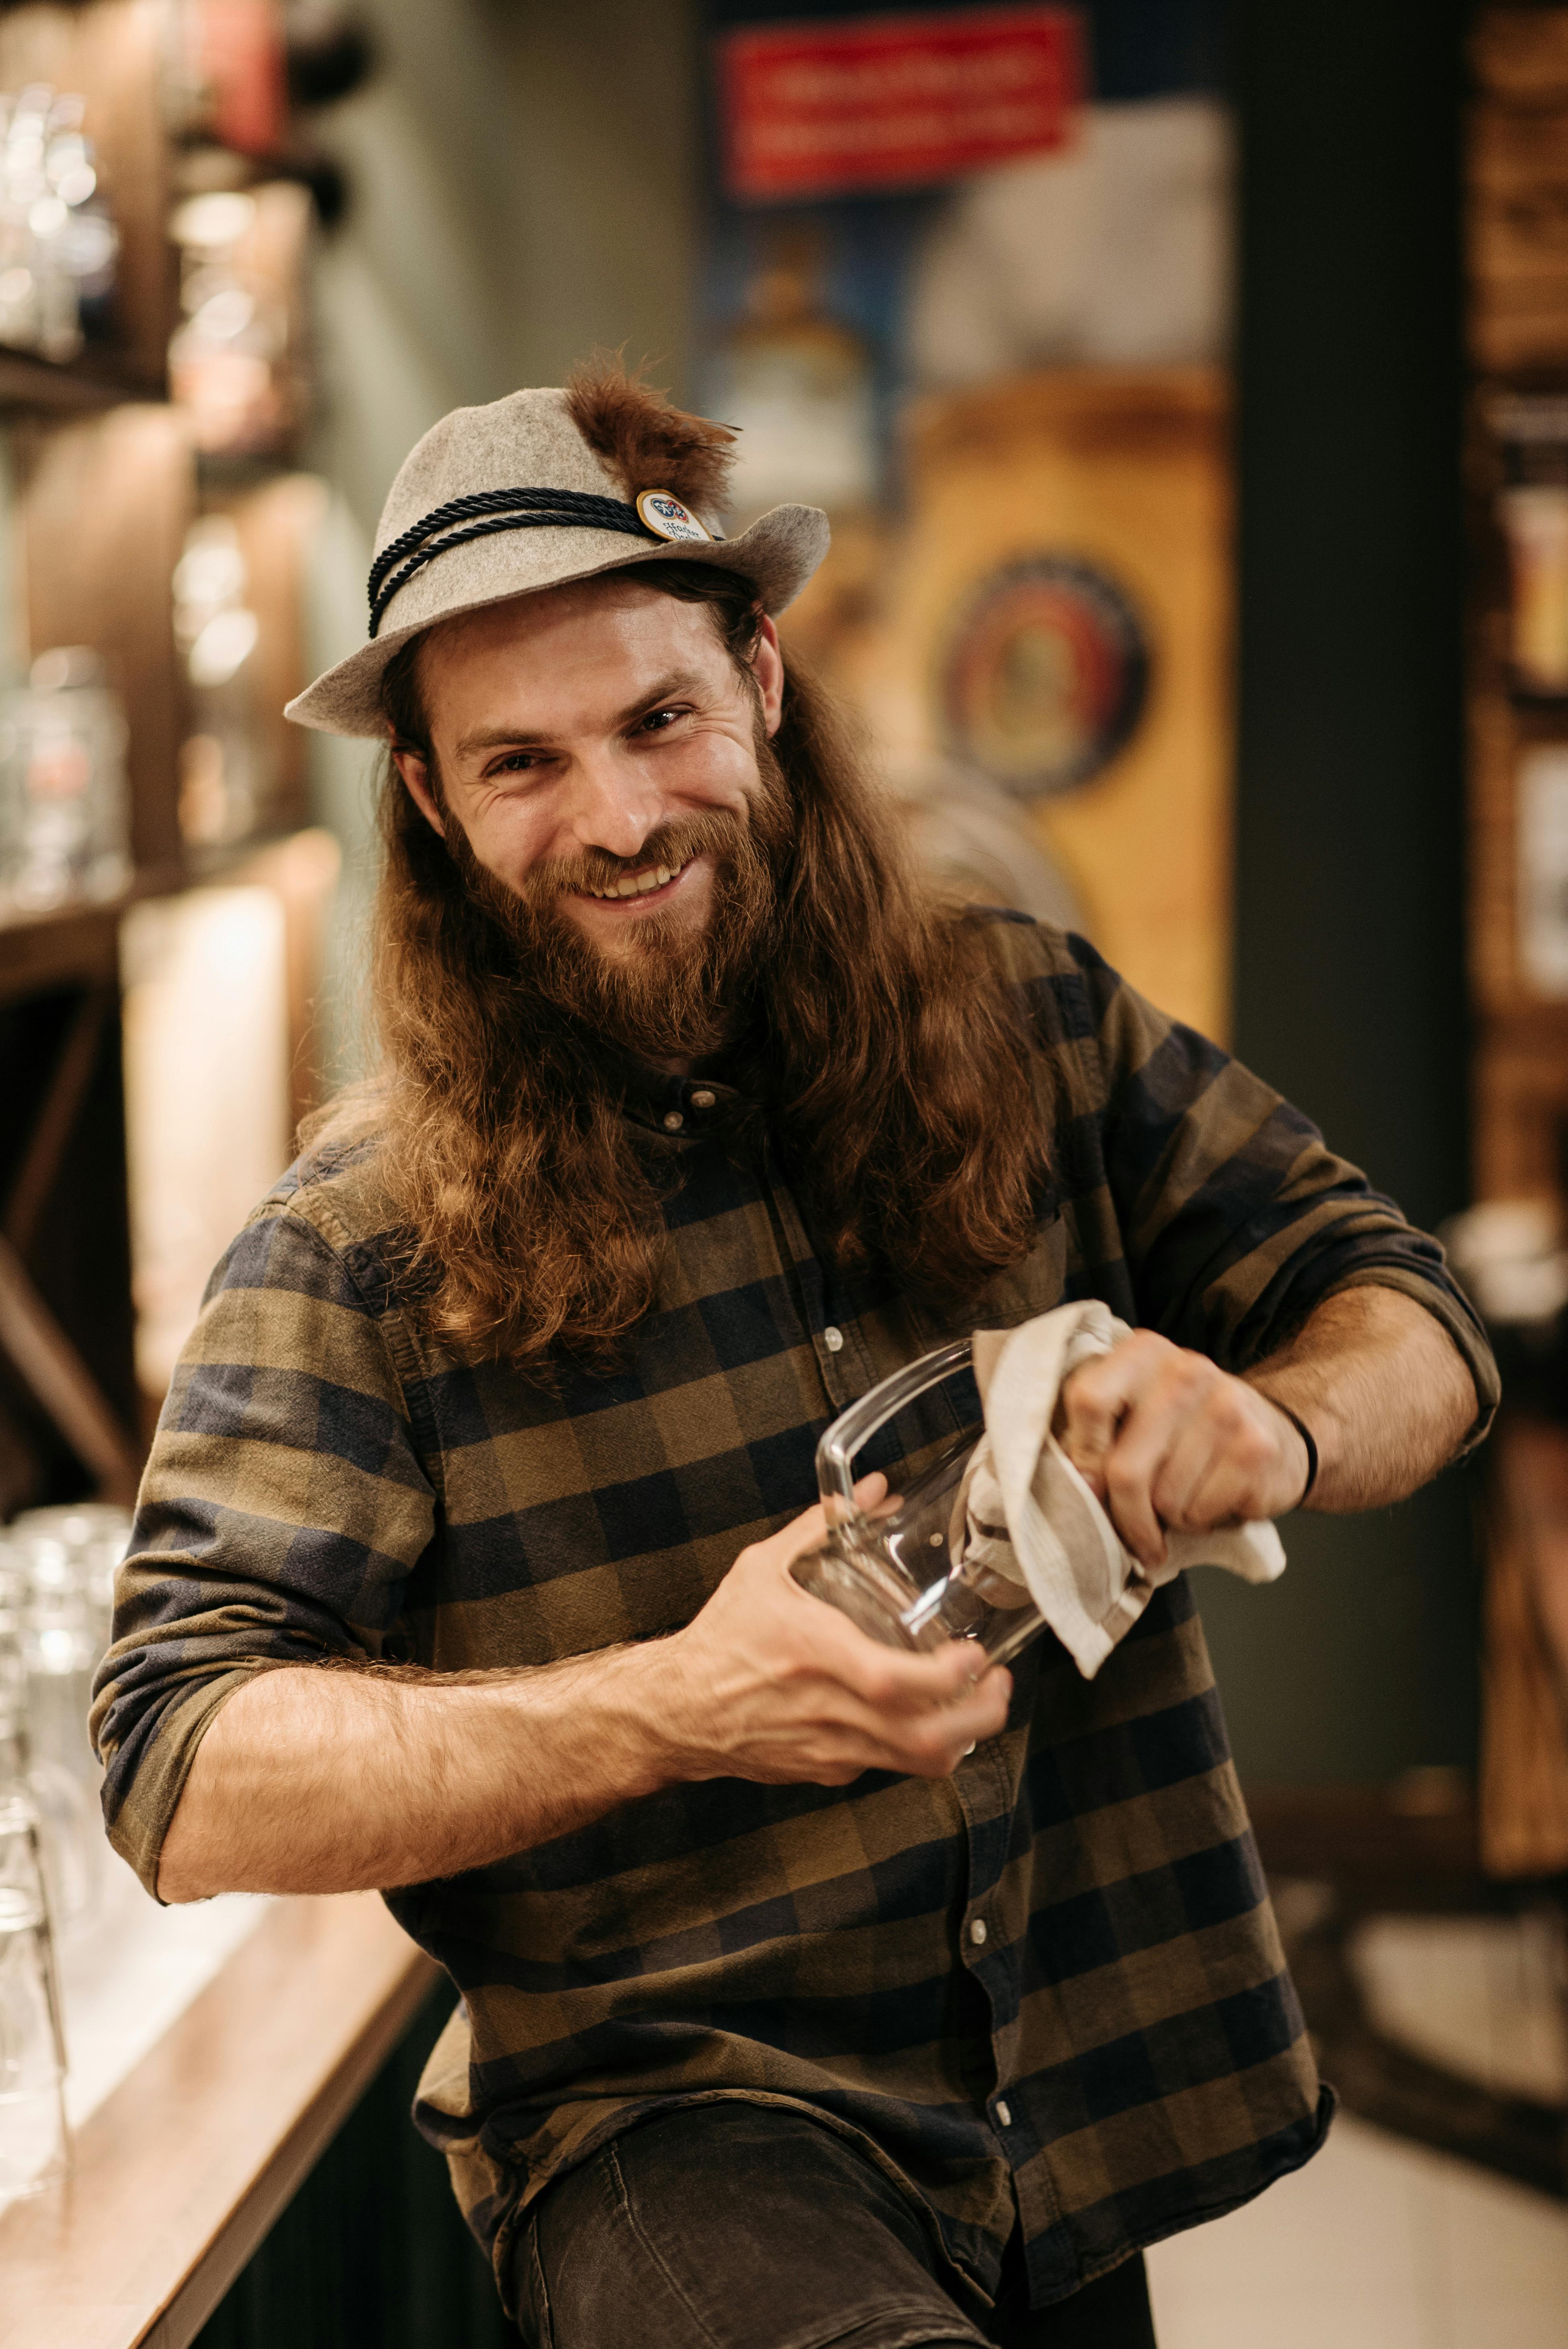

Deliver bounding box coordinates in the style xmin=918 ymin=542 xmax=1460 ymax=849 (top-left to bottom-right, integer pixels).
xmin=367 ymin=488 xmax=661 ymax=636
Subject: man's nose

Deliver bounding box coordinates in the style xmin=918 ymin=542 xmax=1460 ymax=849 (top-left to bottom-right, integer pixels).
xmin=565 ymin=747 xmax=665 ymax=863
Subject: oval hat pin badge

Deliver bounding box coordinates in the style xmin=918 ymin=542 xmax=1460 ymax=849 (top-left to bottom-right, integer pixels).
xmin=637 ymin=488 xmax=712 ymax=543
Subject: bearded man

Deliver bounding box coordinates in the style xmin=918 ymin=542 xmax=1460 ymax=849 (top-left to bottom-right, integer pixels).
xmin=93 ymin=371 xmax=1495 ymax=2349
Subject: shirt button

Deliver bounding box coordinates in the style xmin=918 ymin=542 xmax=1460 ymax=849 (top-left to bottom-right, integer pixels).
xmin=968 ymin=1918 xmax=988 ymax=1947
xmin=995 ymin=2099 xmax=1012 ymax=2129
xmin=662 ymin=1111 xmax=684 ymax=1132
xmin=823 ymin=1326 xmax=844 ymax=1353
xmin=690 ymin=1089 xmax=715 ymax=1109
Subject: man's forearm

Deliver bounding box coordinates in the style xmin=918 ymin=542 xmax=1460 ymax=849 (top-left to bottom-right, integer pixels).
xmin=1245 ymin=1284 xmax=1478 ymax=1512
xmin=155 ymin=1489 xmax=1013 ymax=1904
xmin=156 ymin=1646 xmax=668 ymax=1902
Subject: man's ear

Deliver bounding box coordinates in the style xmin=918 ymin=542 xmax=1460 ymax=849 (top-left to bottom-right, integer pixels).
xmin=392 ymin=744 xmax=446 ymax=838
xmin=751 ymin=614 xmax=785 ymax=739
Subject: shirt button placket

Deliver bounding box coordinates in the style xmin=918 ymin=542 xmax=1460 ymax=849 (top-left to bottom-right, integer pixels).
xmin=966 ymin=1919 xmax=1011 ymax=2144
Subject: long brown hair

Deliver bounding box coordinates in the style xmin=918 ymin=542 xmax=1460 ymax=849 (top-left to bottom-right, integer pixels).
xmin=312 ymin=566 xmax=1052 ymax=1374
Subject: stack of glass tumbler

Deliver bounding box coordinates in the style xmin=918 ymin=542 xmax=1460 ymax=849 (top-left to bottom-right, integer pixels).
xmin=0 ymin=1503 xmax=130 ymax=2199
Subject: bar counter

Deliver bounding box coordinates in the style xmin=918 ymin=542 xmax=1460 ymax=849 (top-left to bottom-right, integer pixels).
xmin=0 ymin=1894 xmax=436 ymax=2349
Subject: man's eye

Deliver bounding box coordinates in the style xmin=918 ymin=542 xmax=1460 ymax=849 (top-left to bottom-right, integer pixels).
xmin=639 ymin=707 xmax=684 ymax=733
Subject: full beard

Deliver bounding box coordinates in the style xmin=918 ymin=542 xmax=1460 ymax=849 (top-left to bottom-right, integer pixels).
xmin=441 ymin=745 xmax=792 ymax=1067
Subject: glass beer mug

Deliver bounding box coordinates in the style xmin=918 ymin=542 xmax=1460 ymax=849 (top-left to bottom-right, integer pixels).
xmin=791 ymin=1339 xmax=1046 ymax=1666
xmin=0 ymin=1571 xmax=70 ymax=2199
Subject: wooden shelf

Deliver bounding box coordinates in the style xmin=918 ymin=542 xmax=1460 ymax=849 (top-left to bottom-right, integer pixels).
xmin=0 ymin=348 xmax=163 ymax=416
xmin=1478 ymin=998 xmax=1568 ymax=1046
xmin=0 ymin=1893 xmax=437 ymax=2349
xmin=0 ymin=870 xmax=184 ymax=1006
xmin=0 ymin=831 xmax=331 ymax=1006
xmin=1247 ymin=1780 xmax=1482 ymax=1900
xmin=0 ymin=896 xmax=129 ymax=1008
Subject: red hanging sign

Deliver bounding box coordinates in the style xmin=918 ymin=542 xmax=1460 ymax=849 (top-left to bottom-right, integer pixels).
xmin=718 ymin=6 xmax=1084 ymax=204
xmin=191 ymin=0 xmax=288 ymax=158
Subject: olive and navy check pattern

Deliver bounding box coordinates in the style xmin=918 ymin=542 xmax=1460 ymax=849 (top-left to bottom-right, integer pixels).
xmin=92 ymin=915 xmax=1497 ymax=2317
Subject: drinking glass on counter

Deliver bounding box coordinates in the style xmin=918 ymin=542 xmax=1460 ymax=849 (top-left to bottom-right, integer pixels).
xmin=0 ymin=1781 xmax=70 ymax=2197
xmin=10 ymin=1503 xmax=126 ymax=1653
xmin=0 ymin=1565 xmax=69 ymax=2200
xmin=0 ymin=1506 xmax=132 ymax=1942
xmin=0 ymin=1549 xmax=23 ymax=1736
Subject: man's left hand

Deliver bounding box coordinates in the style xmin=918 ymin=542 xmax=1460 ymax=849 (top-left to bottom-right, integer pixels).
xmin=1056 ymin=1331 xmax=1309 ymax=1569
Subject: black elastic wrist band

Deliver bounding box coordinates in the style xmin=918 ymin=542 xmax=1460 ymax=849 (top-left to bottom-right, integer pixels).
xmin=1270 ymin=1401 xmax=1318 ymax=1506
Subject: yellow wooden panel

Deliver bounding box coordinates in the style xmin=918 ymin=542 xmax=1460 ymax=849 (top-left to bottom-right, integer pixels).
xmin=832 ymin=366 xmax=1233 ymax=1040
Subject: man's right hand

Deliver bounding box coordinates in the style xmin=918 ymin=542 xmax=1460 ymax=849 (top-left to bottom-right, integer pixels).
xmin=647 ymin=1477 xmax=1013 ymax=1787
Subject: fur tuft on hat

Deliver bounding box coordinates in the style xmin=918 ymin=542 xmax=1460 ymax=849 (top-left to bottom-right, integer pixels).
xmin=566 ymin=358 xmax=737 ymax=526
xmin=284 ymin=360 xmax=830 ymax=740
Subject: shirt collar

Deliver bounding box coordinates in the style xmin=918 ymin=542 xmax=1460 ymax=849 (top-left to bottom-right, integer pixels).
xmin=618 ymin=1058 xmax=752 ymax=1140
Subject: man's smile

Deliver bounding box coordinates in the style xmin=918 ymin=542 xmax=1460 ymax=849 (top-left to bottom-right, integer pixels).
xmin=570 ymin=853 xmax=699 ymax=910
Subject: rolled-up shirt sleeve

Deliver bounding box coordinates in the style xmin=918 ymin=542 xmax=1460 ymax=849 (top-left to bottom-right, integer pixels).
xmin=90 ymin=1200 xmax=436 ymax=1897
xmin=1066 ymin=932 xmax=1499 ymax=1444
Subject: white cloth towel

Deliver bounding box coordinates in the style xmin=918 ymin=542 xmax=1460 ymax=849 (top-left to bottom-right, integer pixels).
xmin=956 ymin=1301 xmax=1287 ymax=1680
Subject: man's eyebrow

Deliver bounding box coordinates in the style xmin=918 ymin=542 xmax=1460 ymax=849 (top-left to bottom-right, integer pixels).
xmin=453 ymin=672 xmax=706 ymax=761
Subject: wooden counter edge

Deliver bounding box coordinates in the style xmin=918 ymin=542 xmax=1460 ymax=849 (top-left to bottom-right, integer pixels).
xmin=0 ymin=1892 xmax=440 ymax=2349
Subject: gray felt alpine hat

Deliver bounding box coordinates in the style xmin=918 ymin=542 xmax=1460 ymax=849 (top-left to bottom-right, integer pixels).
xmin=285 ymin=385 xmax=832 ymax=739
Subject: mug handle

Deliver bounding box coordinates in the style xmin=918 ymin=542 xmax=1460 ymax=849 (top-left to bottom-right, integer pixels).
xmin=815 ymin=1338 xmax=974 ymax=1525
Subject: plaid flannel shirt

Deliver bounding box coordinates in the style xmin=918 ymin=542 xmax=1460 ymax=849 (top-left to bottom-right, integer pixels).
xmin=92 ymin=915 xmax=1497 ymax=2317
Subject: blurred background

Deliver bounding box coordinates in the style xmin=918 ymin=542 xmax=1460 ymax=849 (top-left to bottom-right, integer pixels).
xmin=0 ymin=2 xmax=1566 ymax=2343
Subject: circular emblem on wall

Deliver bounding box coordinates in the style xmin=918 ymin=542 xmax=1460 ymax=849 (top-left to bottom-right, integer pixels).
xmin=942 ymin=555 xmax=1152 ymax=798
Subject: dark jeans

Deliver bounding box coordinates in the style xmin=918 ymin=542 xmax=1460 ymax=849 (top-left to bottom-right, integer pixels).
xmin=510 ymin=2104 xmax=1158 ymax=2349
